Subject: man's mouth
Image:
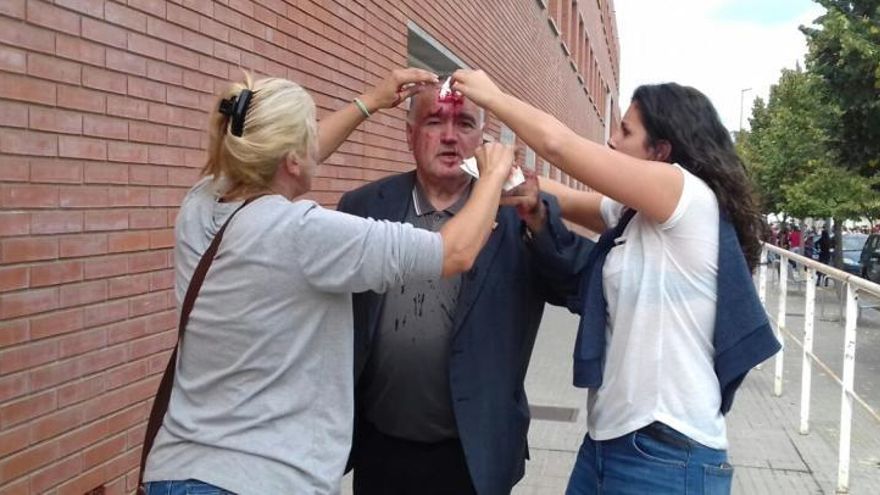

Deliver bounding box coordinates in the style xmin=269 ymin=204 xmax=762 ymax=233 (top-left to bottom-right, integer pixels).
xmin=437 ymin=151 xmax=460 ymax=161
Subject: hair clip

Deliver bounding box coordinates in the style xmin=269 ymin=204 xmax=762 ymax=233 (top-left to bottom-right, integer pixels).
xmin=437 ymin=76 xmax=463 ymax=104
xmin=218 ymin=89 xmax=253 ymax=137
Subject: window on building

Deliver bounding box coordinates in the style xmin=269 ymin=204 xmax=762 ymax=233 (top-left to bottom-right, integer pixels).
xmin=541 ymin=160 xmax=550 ymax=177
xmin=407 ymin=22 xmax=467 ymax=75
xmin=525 ymin=147 xmax=536 ymax=173
xmin=500 ymin=124 xmax=516 ymax=145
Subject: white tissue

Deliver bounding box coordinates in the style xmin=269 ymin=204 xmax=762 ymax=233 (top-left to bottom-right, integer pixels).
xmin=460 ymin=157 xmax=525 ymax=192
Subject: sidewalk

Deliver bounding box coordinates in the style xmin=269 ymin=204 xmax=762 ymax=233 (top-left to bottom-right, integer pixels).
xmin=343 ymin=300 xmax=880 ymax=494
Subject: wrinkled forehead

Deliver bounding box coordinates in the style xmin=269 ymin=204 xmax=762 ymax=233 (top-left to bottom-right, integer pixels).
xmin=411 ymin=87 xmax=480 ymax=120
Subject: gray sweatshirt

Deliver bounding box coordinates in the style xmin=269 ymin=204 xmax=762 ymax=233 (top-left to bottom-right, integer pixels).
xmin=143 ymin=178 xmax=442 ymax=494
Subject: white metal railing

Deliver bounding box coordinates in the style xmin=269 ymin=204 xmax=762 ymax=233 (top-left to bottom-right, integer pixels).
xmin=759 ymin=243 xmax=880 ymax=494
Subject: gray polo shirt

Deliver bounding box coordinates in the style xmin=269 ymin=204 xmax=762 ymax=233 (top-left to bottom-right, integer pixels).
xmin=360 ymin=180 xmax=473 ymax=442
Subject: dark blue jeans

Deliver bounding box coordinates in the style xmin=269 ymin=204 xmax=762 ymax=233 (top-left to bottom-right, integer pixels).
xmin=144 ymin=479 xmax=235 ymax=495
xmin=566 ymin=423 xmax=733 ymax=495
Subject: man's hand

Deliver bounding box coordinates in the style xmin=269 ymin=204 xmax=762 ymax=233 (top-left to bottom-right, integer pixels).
xmin=359 ymin=68 xmax=438 ymax=112
xmin=501 ymin=170 xmax=547 ymax=233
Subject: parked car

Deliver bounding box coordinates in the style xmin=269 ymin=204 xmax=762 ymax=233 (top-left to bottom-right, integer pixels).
xmin=841 ymin=233 xmax=868 ymax=275
xmin=860 ymin=233 xmax=880 ymax=283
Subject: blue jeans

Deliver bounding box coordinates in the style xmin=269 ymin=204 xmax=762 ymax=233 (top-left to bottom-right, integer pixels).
xmin=566 ymin=423 xmax=733 ymax=495
xmin=144 ymin=480 xmax=235 ymax=495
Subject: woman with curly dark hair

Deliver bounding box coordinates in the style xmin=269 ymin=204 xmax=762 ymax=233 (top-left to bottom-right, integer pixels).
xmin=451 ymin=71 xmax=779 ymax=494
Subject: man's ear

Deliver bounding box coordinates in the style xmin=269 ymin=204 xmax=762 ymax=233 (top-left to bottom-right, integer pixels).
xmin=405 ymin=122 xmax=414 ymax=152
xmin=652 ymin=140 xmax=672 ymax=162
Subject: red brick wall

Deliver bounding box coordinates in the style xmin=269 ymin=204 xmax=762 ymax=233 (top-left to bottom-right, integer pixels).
xmin=0 ymin=0 xmax=618 ymax=492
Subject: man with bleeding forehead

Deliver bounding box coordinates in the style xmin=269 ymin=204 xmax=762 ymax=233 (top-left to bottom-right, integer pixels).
xmin=339 ymin=80 xmax=592 ymax=495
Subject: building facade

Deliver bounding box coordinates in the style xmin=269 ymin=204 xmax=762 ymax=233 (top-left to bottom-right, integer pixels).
xmin=0 ymin=0 xmax=619 ymax=492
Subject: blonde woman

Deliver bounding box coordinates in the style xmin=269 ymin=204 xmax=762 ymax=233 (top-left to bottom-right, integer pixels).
xmin=139 ymin=70 xmax=515 ymax=495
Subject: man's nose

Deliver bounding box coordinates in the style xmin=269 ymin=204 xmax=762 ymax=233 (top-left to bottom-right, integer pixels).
xmin=440 ymin=121 xmax=457 ymax=142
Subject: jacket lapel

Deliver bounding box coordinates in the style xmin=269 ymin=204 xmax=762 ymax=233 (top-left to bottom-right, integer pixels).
xmin=452 ymin=213 xmax=507 ymax=337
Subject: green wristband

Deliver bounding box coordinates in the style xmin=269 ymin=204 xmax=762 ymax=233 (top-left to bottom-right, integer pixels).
xmin=354 ymin=97 xmax=371 ymax=118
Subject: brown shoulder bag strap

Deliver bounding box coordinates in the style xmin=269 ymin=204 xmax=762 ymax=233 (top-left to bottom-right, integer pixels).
xmin=137 ymin=195 xmax=263 ymax=493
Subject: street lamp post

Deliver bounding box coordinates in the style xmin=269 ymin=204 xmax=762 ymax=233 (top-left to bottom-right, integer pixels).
xmin=739 ymin=87 xmax=753 ymax=134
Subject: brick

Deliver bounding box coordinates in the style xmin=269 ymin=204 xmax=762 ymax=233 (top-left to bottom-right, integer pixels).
xmin=29 ymin=158 xmax=83 ymax=184
xmin=59 ymin=327 xmax=107 ymax=358
xmin=83 ymin=115 xmax=129 ymax=140
xmin=60 ymin=185 xmax=110 ymax=207
xmin=0 ymin=372 xmax=30 ymax=402
xmin=127 ymin=75 xmax=165 ymax=102
xmin=147 ymin=17 xmax=183 ymax=44
xmin=27 ymin=404 xmax=83 ymax=447
xmin=167 ymin=167 xmax=201 ymax=187
xmin=55 ymin=34 xmax=106 ymax=67
xmin=0 ymin=212 xmax=30 ymax=236
xmin=128 ymin=251 xmax=167 ymax=272
xmin=0 ymin=0 xmax=25 ymax=18
xmin=0 ymin=45 xmax=27 ymax=74
xmin=166 ymin=3 xmax=200 ymax=31
xmin=128 ymin=121 xmax=167 ymax=144
xmin=107 ymin=95 xmax=149 ymax=119
xmin=84 ymin=299 xmax=129 ymax=327
xmin=183 ymin=69 xmax=214 ymax=93
xmin=130 ymin=164 xmax=168 ymax=185
xmin=108 ymin=187 xmax=150 ymax=207
xmin=108 ymin=231 xmax=150 ymax=253
xmin=83 ymin=255 xmax=128 ymax=279
xmin=30 ymin=210 xmax=84 ymax=234
xmin=166 ymin=44 xmax=199 ymax=69
xmin=0 ymin=100 xmax=28 ymax=127
xmin=0 ymin=156 xmax=29 ymax=182
xmin=59 ymin=136 xmax=107 ymax=161
xmin=1 ymin=389 xmax=56 ymax=429
xmin=0 ymin=266 xmax=29 ymax=293
xmin=60 ymin=280 xmax=107 ymax=307
xmin=148 ymin=146 xmax=185 ymax=166
xmin=85 ymin=209 xmax=129 ymax=232
xmin=55 ymin=0 xmax=103 ymax=17
xmin=149 ymin=229 xmax=173 ymax=249
xmin=1 ymin=184 xmax=58 ymax=208
xmin=1 ymin=237 xmax=58 ymax=263
xmin=29 ymin=307 xmax=83 ymax=339
xmin=104 ymin=2 xmax=147 ymax=32
xmin=57 ymin=376 xmax=104 ymax=409
xmin=106 ymin=47 xmax=147 ymax=76
xmin=0 ymin=436 xmax=61 ymax=482
xmin=30 ymin=260 xmax=83 ymax=287
xmin=166 ymin=87 xmax=202 ymax=112
xmin=133 ymin=0 xmax=167 ymax=15
xmin=107 ymin=142 xmax=149 ymax=164
xmin=81 ymin=17 xmax=127 ymax=49
xmin=26 ymin=0 xmax=80 ymax=36
xmin=127 ymin=327 xmax=173 ymax=358
xmin=0 ymin=129 xmax=58 ymax=157
xmin=105 ymin=359 xmax=148 ymax=390
xmin=128 ymin=209 xmax=165 ymax=229
xmin=82 ymin=66 xmax=128 ymax=95
xmin=0 ymin=15 xmax=54 ymax=54
xmin=0 ymin=339 xmax=59 ymax=374
xmin=29 ymin=106 xmax=82 ymax=134
xmin=57 ymin=84 xmax=105 ymax=113
xmin=108 ymin=273 xmax=151 ymax=298
xmin=84 ymin=163 xmax=129 ymax=184
xmin=83 ymin=432 xmax=127 ymax=471
xmin=58 ymin=233 xmax=108 ymax=258
xmin=107 ymin=317 xmax=148 ymax=344
xmin=149 ymin=270 xmax=174 ymax=291
xmin=182 ymin=30 xmax=213 ymax=56
xmin=200 ymin=16 xmax=229 ymax=41
xmin=81 ymin=374 xmax=156 ymax=422
xmin=0 ymin=424 xmax=29 ymax=458
xmin=146 ymin=60 xmax=183 ymax=85
xmin=27 ymin=52 xmax=81 ymax=84
xmin=29 ymin=451 xmax=82 ymax=493
xmin=199 ymin=54 xmax=229 ymax=79
xmin=128 ymin=32 xmax=165 ymax=60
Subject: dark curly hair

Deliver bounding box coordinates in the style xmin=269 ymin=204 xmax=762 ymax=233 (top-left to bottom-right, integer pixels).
xmin=632 ymin=83 xmax=764 ymax=271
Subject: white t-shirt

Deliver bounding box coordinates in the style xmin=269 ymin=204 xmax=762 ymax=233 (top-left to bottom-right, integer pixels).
xmin=588 ymin=165 xmax=727 ymax=449
xmin=144 ymin=178 xmax=443 ymax=494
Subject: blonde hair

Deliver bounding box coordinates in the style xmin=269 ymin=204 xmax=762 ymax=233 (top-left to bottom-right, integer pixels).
xmin=204 ymin=73 xmax=318 ymax=198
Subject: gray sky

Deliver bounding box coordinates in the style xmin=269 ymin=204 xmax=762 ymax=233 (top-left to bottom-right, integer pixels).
xmin=614 ymin=0 xmax=823 ymax=132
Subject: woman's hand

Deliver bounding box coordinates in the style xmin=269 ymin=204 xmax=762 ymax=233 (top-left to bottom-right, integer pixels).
xmin=451 ymin=69 xmax=503 ymax=109
xmin=359 ymin=68 xmax=438 ymax=112
xmin=473 ymin=142 xmax=515 ymax=182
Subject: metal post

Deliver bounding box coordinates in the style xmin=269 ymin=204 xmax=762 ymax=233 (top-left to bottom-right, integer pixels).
xmin=775 ymin=257 xmax=788 ymax=397
xmin=837 ymin=283 xmax=858 ymax=493
xmin=800 ymin=267 xmax=816 ymax=434
xmin=757 ymin=248 xmax=768 ymax=370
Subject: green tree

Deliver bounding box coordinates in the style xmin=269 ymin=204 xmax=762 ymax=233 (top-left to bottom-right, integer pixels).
xmin=801 ymin=0 xmax=880 ymax=177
